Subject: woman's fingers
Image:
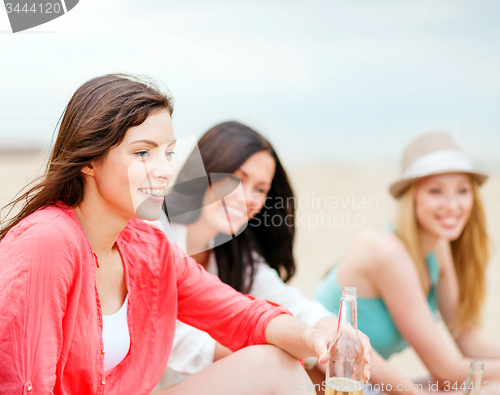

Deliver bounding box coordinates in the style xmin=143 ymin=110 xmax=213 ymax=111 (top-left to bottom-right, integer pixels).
xmin=357 ymin=330 xmax=372 ymax=382
xmin=316 ymin=340 xmax=329 ymax=365
xmin=310 ymin=328 xmax=331 ymax=365
xmin=314 ymin=327 xmax=371 ymax=382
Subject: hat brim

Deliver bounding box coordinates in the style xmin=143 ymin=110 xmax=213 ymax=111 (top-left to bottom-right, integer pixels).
xmin=389 ymin=170 xmax=489 ymax=198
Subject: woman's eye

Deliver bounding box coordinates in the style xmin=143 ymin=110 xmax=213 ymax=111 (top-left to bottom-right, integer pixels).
xmin=458 ymin=188 xmax=470 ymax=194
xmin=429 ymin=188 xmax=441 ymax=194
xmin=255 ymin=186 xmax=269 ymax=194
xmin=135 ymin=150 xmax=149 ymax=158
xmin=166 ymin=151 xmax=175 ymax=158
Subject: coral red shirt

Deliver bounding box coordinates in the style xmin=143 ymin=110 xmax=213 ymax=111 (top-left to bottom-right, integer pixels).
xmin=0 ymin=203 xmax=289 ymax=394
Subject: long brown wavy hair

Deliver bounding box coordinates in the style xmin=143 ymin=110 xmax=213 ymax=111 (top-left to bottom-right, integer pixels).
xmin=0 ymin=74 xmax=173 ymax=242
xmin=164 ymin=122 xmax=296 ymax=293
xmin=395 ymin=178 xmax=490 ymax=335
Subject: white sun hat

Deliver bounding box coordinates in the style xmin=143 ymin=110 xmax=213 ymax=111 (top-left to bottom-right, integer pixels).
xmin=389 ymin=131 xmax=488 ymax=198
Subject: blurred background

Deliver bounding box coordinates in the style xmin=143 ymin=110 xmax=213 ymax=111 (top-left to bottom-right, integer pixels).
xmin=1 ymin=0 xmax=499 ymax=378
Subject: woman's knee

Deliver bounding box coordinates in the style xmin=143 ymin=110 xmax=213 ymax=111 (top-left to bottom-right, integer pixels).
xmin=239 ymin=345 xmax=305 ymax=374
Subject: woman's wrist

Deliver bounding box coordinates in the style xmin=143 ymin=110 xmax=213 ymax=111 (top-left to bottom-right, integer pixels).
xmin=315 ymin=315 xmax=338 ymax=330
xmin=266 ymin=314 xmax=322 ymax=360
xmin=302 ymin=325 xmax=317 ymax=358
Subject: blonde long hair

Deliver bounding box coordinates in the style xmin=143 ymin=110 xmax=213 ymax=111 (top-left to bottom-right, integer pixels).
xmin=395 ymin=178 xmax=489 ymax=335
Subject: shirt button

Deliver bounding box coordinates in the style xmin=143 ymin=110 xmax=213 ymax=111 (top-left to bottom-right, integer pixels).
xmin=101 ymin=380 xmax=106 ymax=385
xmin=27 ymin=386 xmax=32 ymax=392
xmin=101 ymin=349 xmax=106 ymax=354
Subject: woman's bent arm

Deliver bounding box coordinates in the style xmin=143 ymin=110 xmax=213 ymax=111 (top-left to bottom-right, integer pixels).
xmin=0 ymin=222 xmax=74 ymax=393
xmin=435 ymin=239 xmax=500 ymax=358
xmin=371 ymin=235 xmax=500 ymax=381
xmin=265 ymin=314 xmax=323 ymax=361
xmin=173 ymin=243 xmax=291 ymax=351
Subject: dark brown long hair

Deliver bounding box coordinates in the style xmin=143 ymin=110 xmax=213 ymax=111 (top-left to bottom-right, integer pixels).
xmin=164 ymin=121 xmax=295 ymax=293
xmin=0 ymin=74 xmax=173 ymax=242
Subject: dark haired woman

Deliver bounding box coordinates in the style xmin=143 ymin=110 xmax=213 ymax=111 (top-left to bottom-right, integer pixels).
xmin=0 ymin=74 xmax=360 ymax=395
xmin=149 ymin=122 xmax=372 ymax=392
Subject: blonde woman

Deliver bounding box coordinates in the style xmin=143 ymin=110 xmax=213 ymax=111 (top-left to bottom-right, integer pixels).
xmin=316 ymin=132 xmax=500 ymax=392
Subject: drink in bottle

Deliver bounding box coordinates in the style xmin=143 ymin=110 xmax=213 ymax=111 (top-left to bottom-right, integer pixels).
xmin=325 ymin=287 xmax=363 ymax=395
xmin=463 ymin=360 xmax=484 ymax=395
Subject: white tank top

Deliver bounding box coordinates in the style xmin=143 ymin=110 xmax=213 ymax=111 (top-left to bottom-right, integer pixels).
xmin=102 ymin=294 xmax=130 ymax=372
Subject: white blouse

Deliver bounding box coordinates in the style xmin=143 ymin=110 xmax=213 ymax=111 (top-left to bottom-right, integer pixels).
xmin=102 ymin=294 xmax=130 ymax=372
xmin=148 ymin=212 xmax=332 ymax=389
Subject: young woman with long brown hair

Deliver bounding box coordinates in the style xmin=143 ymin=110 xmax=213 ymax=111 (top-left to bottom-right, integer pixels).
xmin=0 ymin=74 xmax=360 ymax=395
xmin=316 ymin=132 xmax=500 ymax=392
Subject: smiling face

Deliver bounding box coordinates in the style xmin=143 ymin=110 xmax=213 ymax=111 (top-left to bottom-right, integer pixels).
xmin=199 ymin=150 xmax=276 ymax=235
xmin=89 ymin=109 xmax=176 ymax=221
xmin=414 ymin=173 xmax=474 ymax=241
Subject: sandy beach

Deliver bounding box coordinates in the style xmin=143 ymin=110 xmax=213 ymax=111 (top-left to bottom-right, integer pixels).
xmin=1 ymin=153 xmax=499 ymax=379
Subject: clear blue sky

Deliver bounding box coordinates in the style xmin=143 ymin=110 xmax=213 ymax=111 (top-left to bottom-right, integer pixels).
xmin=1 ymin=0 xmax=499 ymax=167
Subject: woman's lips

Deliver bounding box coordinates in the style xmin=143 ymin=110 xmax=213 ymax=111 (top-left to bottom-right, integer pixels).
xmin=436 ymin=215 xmax=460 ymax=229
xmin=138 ymin=189 xmax=165 ymax=203
xmin=224 ymin=205 xmax=246 ymax=220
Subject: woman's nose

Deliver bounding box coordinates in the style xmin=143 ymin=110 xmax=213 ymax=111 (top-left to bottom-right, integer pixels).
xmin=443 ymin=193 xmax=460 ymax=212
xmin=243 ymin=185 xmax=255 ymax=206
xmin=150 ymin=149 xmax=175 ymax=182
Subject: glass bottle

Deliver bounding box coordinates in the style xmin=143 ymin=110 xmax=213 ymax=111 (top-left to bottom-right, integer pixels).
xmin=326 ymin=287 xmax=364 ymax=395
xmin=463 ymin=360 xmax=484 ymax=395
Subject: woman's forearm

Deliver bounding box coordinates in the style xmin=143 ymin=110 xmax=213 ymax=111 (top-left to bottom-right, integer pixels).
xmin=265 ymin=314 xmax=321 ymax=361
xmin=369 ymin=351 xmax=423 ymax=395
xmin=315 ymin=316 xmax=338 ymax=330
xmin=267 ymin=314 xmax=374 ymax=383
xmin=455 ymin=325 xmax=500 ymax=359
xmin=427 ymin=355 xmax=500 ymax=383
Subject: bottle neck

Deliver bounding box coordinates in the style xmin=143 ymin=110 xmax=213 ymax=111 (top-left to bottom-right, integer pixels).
xmin=464 ymin=360 xmax=484 ymax=395
xmin=337 ymin=294 xmax=358 ymax=332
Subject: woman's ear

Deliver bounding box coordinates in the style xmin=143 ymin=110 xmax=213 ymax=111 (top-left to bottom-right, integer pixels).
xmin=81 ymin=163 xmax=94 ymax=177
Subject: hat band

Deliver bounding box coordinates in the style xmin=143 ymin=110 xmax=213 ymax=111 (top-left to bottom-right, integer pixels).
xmin=402 ymin=149 xmax=473 ymax=180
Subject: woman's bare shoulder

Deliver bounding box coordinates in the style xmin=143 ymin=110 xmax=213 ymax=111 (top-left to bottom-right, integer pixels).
xmin=347 ymin=228 xmax=411 ymax=271
xmin=337 ymin=229 xmax=412 ymax=296
xmin=351 ymin=228 xmax=407 ymax=256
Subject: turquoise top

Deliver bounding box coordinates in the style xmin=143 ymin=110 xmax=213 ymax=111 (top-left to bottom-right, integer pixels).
xmin=315 ymin=252 xmax=441 ymax=359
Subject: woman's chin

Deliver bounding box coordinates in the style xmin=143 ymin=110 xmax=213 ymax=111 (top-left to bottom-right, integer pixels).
xmin=231 ymin=220 xmax=248 ymax=236
xmin=214 ymin=221 xmax=247 ymax=237
xmin=445 ymin=231 xmax=464 ymax=242
xmin=135 ymin=200 xmax=163 ymax=221
xmin=213 ymin=220 xmax=233 ymax=236
xmin=434 ymin=225 xmax=464 ymax=241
